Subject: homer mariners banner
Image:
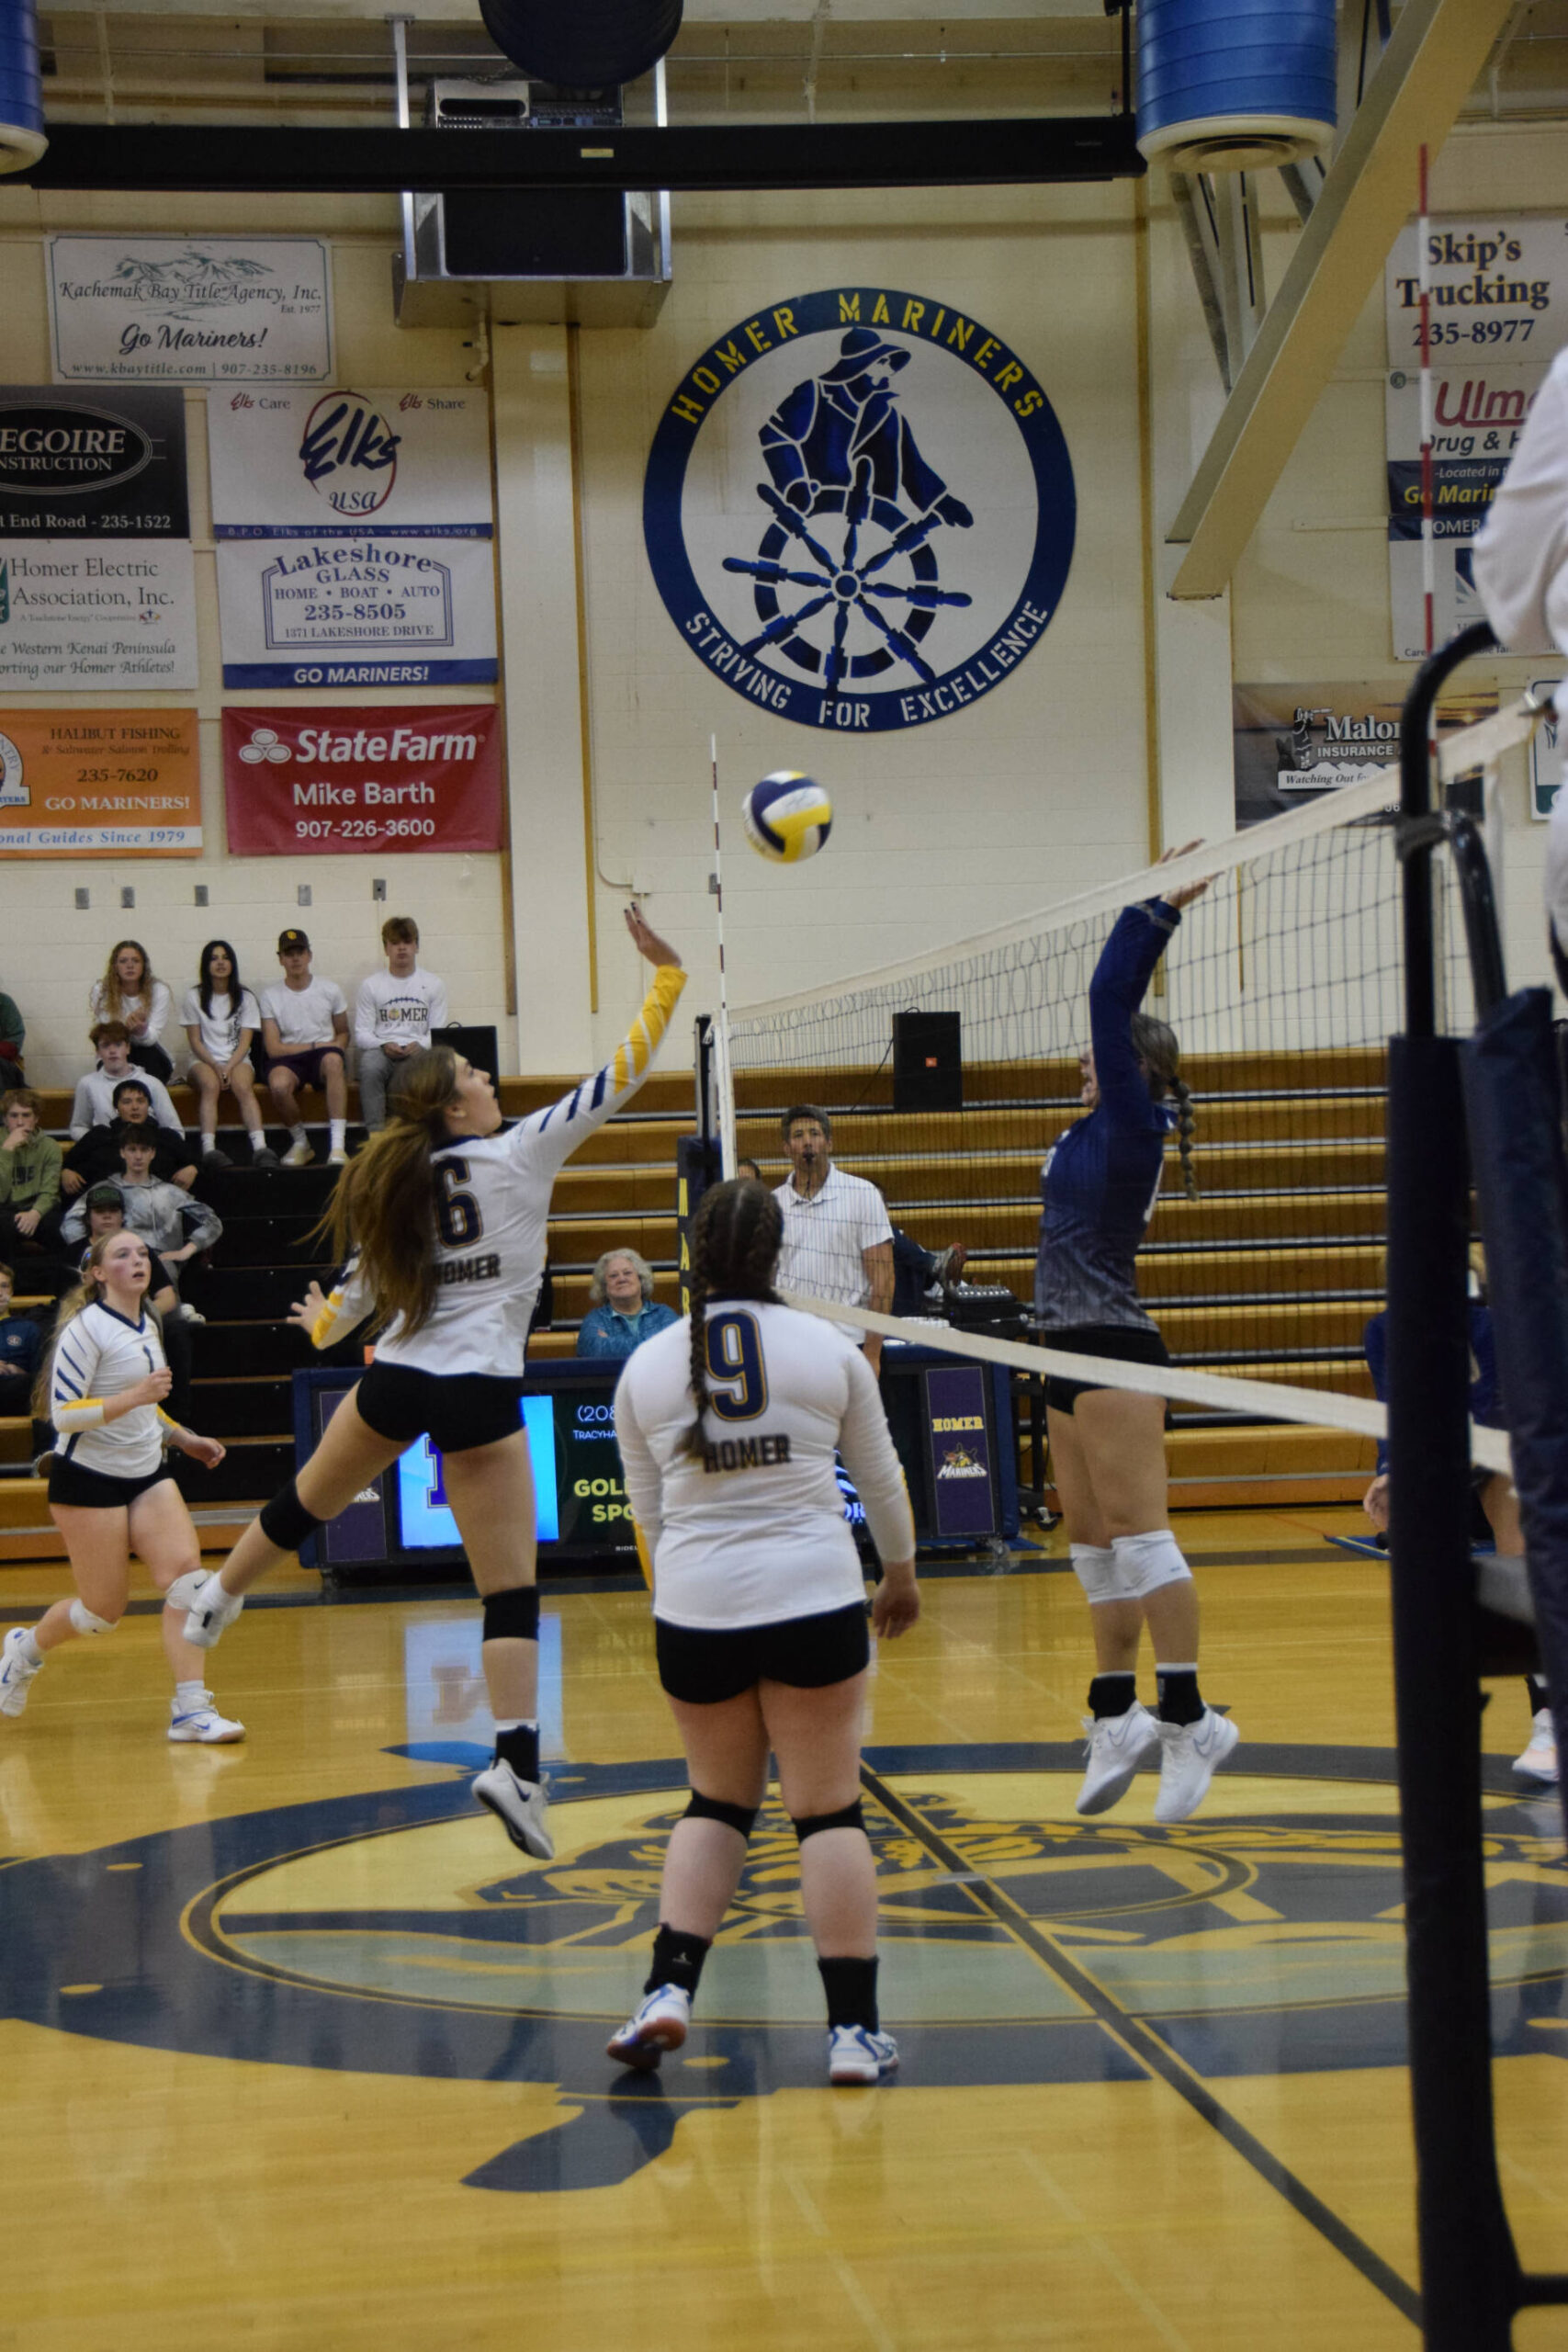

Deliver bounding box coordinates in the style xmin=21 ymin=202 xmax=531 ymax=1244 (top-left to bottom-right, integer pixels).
xmin=643 ymin=287 xmax=1076 ymax=734
xmin=209 ymin=388 xmax=497 ymax=688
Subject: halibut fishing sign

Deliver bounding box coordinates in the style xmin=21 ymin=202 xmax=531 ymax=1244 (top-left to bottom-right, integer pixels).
xmin=643 ymin=288 xmax=1076 ymax=734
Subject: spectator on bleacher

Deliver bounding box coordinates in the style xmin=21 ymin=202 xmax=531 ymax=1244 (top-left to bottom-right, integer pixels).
xmin=772 ymin=1104 xmax=895 ymax=1376
xmin=0 ymin=1089 xmax=64 ymax=1267
xmin=736 ymin=1159 xmax=764 ymax=1182
xmin=0 ymin=1261 xmax=41 ymax=1416
xmin=354 ymin=916 xmax=450 ymax=1134
xmin=576 ymin=1249 xmax=679 ymax=1360
xmin=88 ymin=940 xmax=175 ymax=1082
xmin=182 ymin=940 xmax=275 ymax=1169
xmin=63 ymin=1072 xmax=195 ymax=1198
xmin=259 ymin=928 xmax=349 ymax=1169
xmin=891 ymin=1233 xmax=966 ymax=1317
xmin=69 ymin=1025 xmax=184 ymax=1149
xmin=0 ymin=985 xmax=25 ymax=1085
xmin=63 ymin=1127 xmax=220 ymax=1289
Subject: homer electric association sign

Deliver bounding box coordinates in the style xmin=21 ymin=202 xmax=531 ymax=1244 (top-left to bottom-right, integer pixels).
xmin=643 ymin=288 xmax=1076 ymax=734
xmin=221 ymin=705 xmax=501 ymax=854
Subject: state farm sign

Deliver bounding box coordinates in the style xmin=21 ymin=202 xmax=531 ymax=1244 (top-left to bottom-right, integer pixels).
xmin=220 ymin=703 xmax=502 ymax=854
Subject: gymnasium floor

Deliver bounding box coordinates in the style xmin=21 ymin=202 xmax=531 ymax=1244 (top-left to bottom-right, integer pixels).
xmin=1 ymin=1507 xmax=1563 ymax=2351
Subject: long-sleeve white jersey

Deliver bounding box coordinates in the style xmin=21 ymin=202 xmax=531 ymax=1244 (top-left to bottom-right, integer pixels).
xmin=310 ymin=965 xmax=686 ymax=1377
xmin=1472 ymin=345 xmax=1568 ymax=664
xmin=51 ymin=1301 xmax=166 ymax=1477
xmin=614 ymin=1299 xmax=916 ymax=1630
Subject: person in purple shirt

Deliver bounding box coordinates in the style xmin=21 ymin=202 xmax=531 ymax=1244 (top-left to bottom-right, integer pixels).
xmin=1034 ymin=843 xmax=1238 ymax=1827
xmin=575 ymin=1249 xmax=679 ymax=1360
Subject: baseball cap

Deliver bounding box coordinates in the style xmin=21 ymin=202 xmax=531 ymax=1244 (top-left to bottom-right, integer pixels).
xmin=85 ymin=1182 xmax=124 ymax=1211
xmin=277 ymin=927 xmax=310 ymax=953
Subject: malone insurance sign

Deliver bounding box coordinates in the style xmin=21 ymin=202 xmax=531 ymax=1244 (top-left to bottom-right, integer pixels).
xmin=221 ymin=705 xmax=502 ymax=854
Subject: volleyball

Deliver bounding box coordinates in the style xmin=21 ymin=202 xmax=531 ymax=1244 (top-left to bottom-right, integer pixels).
xmin=742 ymin=772 xmax=833 ymax=864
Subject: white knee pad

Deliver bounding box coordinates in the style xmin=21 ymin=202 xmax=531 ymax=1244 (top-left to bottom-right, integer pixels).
xmin=69 ymin=1599 xmax=116 ymax=1637
xmin=1111 ymin=1530 xmax=1192 ymax=1600
xmin=1070 ymin=1544 xmax=1128 ymax=1603
xmin=163 ymin=1569 xmax=207 ymax=1612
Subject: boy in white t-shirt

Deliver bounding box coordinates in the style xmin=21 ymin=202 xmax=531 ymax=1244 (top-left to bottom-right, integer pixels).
xmin=353 ymin=915 xmax=451 ymax=1132
xmin=258 ymin=928 xmax=350 ymax=1168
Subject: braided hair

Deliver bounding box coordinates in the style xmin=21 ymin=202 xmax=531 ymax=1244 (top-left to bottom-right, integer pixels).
xmin=680 ymin=1180 xmax=784 ymax=1459
xmin=1130 ymin=1012 xmax=1199 ymax=1202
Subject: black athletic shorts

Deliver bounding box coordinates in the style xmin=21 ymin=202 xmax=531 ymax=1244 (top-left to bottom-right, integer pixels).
xmin=1042 ymin=1321 xmax=1171 ymax=1416
xmin=49 ymin=1454 xmax=175 ymax=1510
xmin=354 ymin=1361 xmax=524 ymax=1455
xmin=654 ymin=1600 xmax=871 ymax=1705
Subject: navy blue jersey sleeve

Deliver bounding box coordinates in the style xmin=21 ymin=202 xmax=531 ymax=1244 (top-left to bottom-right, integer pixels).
xmin=1089 ymin=901 xmax=1179 ymax=1130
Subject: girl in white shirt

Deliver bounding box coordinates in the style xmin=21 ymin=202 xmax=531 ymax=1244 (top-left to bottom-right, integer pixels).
xmin=181 ymin=907 xmax=685 ymax=1869
xmin=181 ymin=940 xmax=274 ymax=1168
xmin=611 ymin=1178 xmax=919 ymax=2088
xmin=88 ymin=940 xmax=175 ymax=1083
xmin=0 ymin=1229 xmax=240 ymax=1742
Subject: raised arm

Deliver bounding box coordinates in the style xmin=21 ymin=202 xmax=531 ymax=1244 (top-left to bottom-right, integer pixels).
xmin=511 ymin=908 xmax=686 ymax=1183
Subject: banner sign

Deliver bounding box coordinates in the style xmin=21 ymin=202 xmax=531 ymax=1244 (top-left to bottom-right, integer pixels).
xmin=1382 ymin=219 xmax=1566 ymax=661
xmin=1234 ymin=682 xmax=1496 ymax=829
xmin=0 ymin=707 xmax=199 ymax=854
xmin=0 ymin=538 xmax=197 ymax=691
xmin=209 ymin=387 xmax=496 ymax=686
xmin=48 ymin=237 xmax=333 ymax=386
xmin=0 ymin=386 xmax=187 ymax=535
xmin=644 ymin=286 xmax=1076 ymax=733
xmin=923 ymin=1363 xmax=998 ymax=1539
xmin=221 ymin=703 xmax=502 ymax=854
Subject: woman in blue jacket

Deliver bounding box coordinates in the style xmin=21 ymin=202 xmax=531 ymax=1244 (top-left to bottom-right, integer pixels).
xmin=576 ymin=1248 xmax=679 ymax=1361
xmin=1036 ymin=844 xmax=1237 ymax=1826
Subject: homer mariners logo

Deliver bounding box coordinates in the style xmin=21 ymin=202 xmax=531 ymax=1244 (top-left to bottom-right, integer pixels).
xmin=643 ymin=288 xmax=1076 ymax=734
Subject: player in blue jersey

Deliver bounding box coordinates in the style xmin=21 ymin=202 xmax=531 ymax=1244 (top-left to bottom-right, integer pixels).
xmin=1035 ymin=843 xmax=1238 ymax=1825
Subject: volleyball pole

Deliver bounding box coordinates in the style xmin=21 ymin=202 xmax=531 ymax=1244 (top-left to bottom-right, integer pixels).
xmin=710 ymin=734 xmax=738 ymax=1178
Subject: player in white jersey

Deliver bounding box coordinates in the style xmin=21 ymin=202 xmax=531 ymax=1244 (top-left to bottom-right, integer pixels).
xmin=609 ymin=1179 xmax=919 ymax=2088
xmin=182 ymin=908 xmax=686 ymax=1863
xmin=0 ymin=1229 xmax=240 ymax=1741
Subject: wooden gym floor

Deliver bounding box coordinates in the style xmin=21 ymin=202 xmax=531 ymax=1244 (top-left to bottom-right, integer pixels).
xmin=1 ymin=1507 xmax=1563 ymax=2351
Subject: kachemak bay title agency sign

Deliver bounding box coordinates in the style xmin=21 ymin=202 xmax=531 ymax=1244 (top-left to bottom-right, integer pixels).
xmin=643 ymin=287 xmax=1077 ymax=733
xmin=209 ymin=388 xmax=497 ymax=689
xmin=48 ymin=238 xmax=333 ymax=385
xmin=0 ymin=387 xmax=196 ymax=689
xmin=221 ymin=706 xmax=502 ymax=854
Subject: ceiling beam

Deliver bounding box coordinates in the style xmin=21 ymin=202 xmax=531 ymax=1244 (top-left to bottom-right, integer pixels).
xmin=17 ymin=113 xmax=1144 ymax=194
xmin=1166 ymin=0 xmax=1517 ymax=600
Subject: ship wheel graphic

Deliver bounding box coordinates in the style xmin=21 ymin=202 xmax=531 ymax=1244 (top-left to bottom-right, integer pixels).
xmin=722 ymin=458 xmax=973 ymax=691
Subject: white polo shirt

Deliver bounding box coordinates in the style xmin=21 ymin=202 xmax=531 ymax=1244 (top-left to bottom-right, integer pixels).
xmin=773 ymin=1163 xmax=893 ymax=1339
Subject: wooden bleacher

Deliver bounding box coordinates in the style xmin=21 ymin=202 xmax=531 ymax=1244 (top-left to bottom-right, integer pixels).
xmin=0 ymin=1046 xmax=1384 ymax=1560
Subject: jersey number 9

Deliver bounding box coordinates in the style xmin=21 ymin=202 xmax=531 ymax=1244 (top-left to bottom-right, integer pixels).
xmin=705 ymin=1310 xmax=767 ymax=1421
xmin=435 ymin=1158 xmax=483 ymax=1247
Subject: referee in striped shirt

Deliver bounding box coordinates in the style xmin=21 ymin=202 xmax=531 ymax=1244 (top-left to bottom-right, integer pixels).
xmin=772 ymin=1105 xmax=895 ymax=1374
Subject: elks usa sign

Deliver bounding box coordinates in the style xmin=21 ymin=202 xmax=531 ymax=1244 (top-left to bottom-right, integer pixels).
xmin=643 ymin=288 xmax=1076 ymax=734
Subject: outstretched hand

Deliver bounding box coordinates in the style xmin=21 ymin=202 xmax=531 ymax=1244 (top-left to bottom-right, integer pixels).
xmin=288 ymin=1281 xmax=327 ymax=1337
xmin=1156 ymin=839 xmax=1213 ymax=912
xmin=625 ymin=902 xmax=682 ymax=968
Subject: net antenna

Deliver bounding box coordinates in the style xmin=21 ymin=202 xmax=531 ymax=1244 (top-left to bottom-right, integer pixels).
xmin=709 ymin=733 xmax=738 ymax=1180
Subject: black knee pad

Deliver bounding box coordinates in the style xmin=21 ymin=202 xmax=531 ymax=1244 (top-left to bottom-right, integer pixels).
xmin=685 ymin=1789 xmax=758 ymax=1840
xmin=258 ymin=1478 xmax=322 ymax=1555
xmin=792 ymin=1799 xmax=865 ymax=1844
xmin=481 ymin=1586 xmax=539 ymax=1644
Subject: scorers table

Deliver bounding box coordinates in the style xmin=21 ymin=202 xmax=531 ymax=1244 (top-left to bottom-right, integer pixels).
xmin=292 ymin=1341 xmax=1019 ymax=1581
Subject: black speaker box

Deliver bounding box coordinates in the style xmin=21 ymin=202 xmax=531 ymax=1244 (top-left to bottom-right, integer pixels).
xmin=893 ymin=1010 xmax=962 ymax=1113
xmin=439 ymin=188 xmax=629 ymax=279
xmin=433 ymin=1023 xmax=501 ymax=1079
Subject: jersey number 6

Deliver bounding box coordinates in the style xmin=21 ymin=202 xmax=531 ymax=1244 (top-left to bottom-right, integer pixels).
xmin=705 ymin=1310 xmax=768 ymax=1421
xmin=435 ymin=1158 xmax=483 ymax=1247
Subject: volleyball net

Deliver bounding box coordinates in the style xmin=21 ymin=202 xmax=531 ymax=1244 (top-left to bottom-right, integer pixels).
xmin=715 ymin=692 xmax=1551 ymax=1490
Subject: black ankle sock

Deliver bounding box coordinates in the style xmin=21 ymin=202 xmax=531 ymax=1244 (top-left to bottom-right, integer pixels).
xmin=493 ymin=1722 xmax=539 ymax=1781
xmin=1156 ymin=1668 xmax=1203 ymax=1727
xmin=1089 ymin=1671 xmax=1137 ymax=1720
xmin=647 ymin=1923 xmax=711 ymax=2000
xmin=818 ymin=1955 xmax=879 ymax=2032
